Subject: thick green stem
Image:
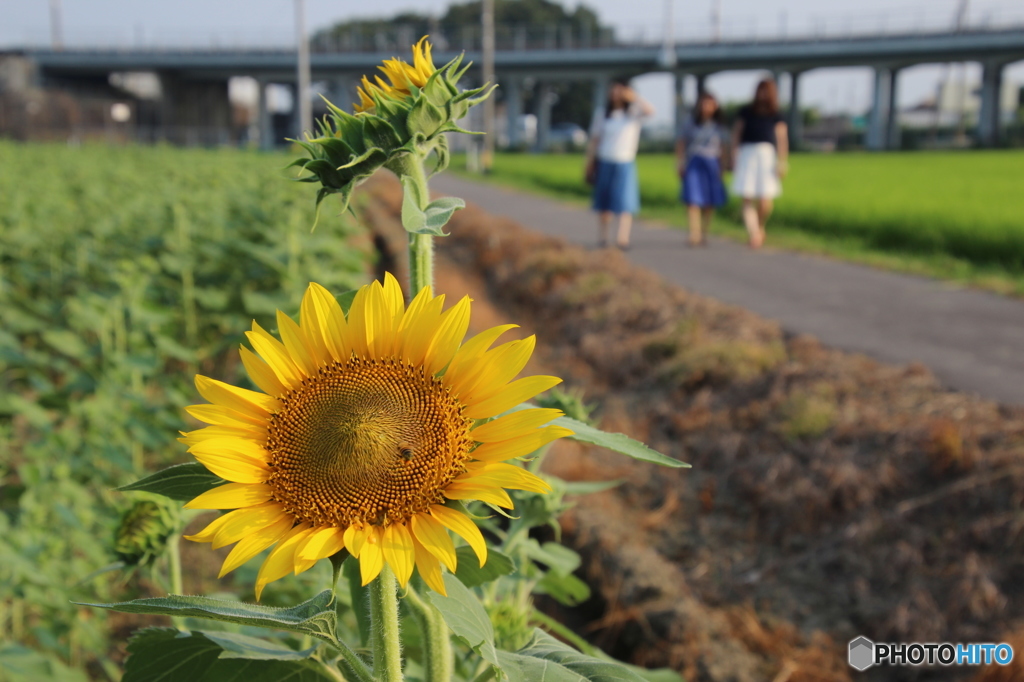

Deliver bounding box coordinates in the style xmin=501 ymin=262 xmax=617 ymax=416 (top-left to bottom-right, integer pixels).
xmin=369 ymin=564 xmax=403 ymax=682
xmin=405 ymin=586 xmax=452 ymax=682
xmin=398 ymin=154 xmax=434 ymax=294
xmin=167 ymin=533 xmax=185 ymax=631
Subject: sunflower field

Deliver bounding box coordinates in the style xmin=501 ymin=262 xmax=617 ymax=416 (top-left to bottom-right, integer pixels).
xmin=0 ymin=142 xmax=367 ymax=680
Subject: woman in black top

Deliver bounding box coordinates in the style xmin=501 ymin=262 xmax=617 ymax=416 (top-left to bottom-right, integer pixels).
xmin=731 ymin=79 xmax=789 ymax=249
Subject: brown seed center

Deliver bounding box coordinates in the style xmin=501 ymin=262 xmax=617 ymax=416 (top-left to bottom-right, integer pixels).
xmin=265 ymin=357 xmax=472 ymax=528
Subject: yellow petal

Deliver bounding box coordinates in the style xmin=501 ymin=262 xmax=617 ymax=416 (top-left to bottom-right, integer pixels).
xmin=255 ymin=523 xmax=313 ymax=600
xmin=346 ymin=285 xmax=371 ymax=358
xmin=412 ymin=535 xmax=446 ymax=596
xmin=344 ymin=524 xmax=365 ymax=557
xmin=181 ymin=502 xmax=283 ymax=548
xmin=410 ymin=513 xmax=457 ymax=572
xmin=363 ymin=281 xmax=393 ymax=359
xmin=277 ymin=310 xmax=317 ymax=376
xmin=424 ymin=296 xmax=472 ymax=376
xmin=381 ymin=272 xmax=406 ymax=324
xmin=443 ymin=483 xmax=514 ymax=509
xmin=463 ymin=376 xmax=563 ymax=420
xmin=185 ymin=482 xmax=273 ymax=510
xmin=382 ymin=524 xmax=415 ymax=587
xmin=297 ymin=526 xmax=347 ymax=563
xmin=218 ymin=516 xmax=294 ymax=577
xmin=430 ymin=505 xmax=486 ymax=567
xmin=189 ymin=436 xmax=270 ymax=461
xmin=239 ymin=346 xmax=287 ymax=397
xmin=470 ymin=408 xmax=564 ymax=443
xmin=400 ymin=293 xmax=446 ymax=367
xmin=185 ymin=404 xmax=264 ymax=429
xmin=178 ymin=424 xmax=265 ymax=447
xmin=246 ymin=322 xmax=302 ymax=389
xmin=443 ymin=324 xmax=518 ymax=395
xmin=471 ymin=425 xmax=574 ymax=463
xmin=307 ymin=283 xmax=350 ymax=363
xmin=460 ymin=462 xmax=552 ymax=495
xmin=300 ymin=284 xmax=332 ymax=367
xmin=359 ymin=526 xmax=385 ymax=585
xmin=194 ymin=375 xmax=279 ymax=418
xmin=461 ymin=337 xmax=537 ymax=404
xmin=191 ymin=449 xmax=269 ymax=484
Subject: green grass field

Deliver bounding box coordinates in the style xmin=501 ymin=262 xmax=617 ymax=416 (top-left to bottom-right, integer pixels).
xmin=456 ymin=151 xmax=1024 ymax=294
xmin=0 ymin=143 xmax=367 ymax=680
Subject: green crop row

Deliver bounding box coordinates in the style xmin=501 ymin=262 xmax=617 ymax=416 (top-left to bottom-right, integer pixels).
xmin=470 ymin=150 xmax=1024 ymax=274
xmin=0 ymin=143 xmax=368 ymax=681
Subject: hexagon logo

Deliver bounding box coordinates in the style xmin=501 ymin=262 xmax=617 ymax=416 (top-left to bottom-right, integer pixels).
xmin=849 ymin=636 xmax=875 ymax=671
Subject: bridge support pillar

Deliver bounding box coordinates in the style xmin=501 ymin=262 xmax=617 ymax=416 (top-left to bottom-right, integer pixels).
xmin=505 ymin=76 xmax=523 ymax=149
xmin=787 ymin=71 xmax=803 ymax=151
xmin=592 ymin=76 xmax=609 ymax=115
xmin=978 ymin=61 xmax=1004 ymax=147
xmin=886 ymin=68 xmax=901 ymax=150
xmin=866 ymin=66 xmax=892 ymax=151
xmin=286 ymin=82 xmax=301 ymax=143
xmin=158 ymin=72 xmax=232 ymax=146
xmin=695 ymin=73 xmax=707 ymax=96
xmin=536 ymin=82 xmax=554 ymax=151
xmin=257 ymin=80 xmax=273 ymax=150
xmin=674 ymin=73 xmax=687 ymax=135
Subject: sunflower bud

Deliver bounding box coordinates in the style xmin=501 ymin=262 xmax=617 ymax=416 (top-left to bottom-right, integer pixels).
xmin=291 ymin=36 xmax=494 ymax=216
xmin=113 ymin=498 xmax=180 ymax=568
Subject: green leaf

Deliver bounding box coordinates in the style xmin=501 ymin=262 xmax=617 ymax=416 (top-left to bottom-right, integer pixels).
xmin=453 ymin=546 xmax=514 ymax=587
xmin=116 ymin=463 xmax=225 ymax=502
xmin=200 ymin=631 xmax=318 ymax=660
xmin=507 ymin=404 xmax=688 ymax=469
xmin=422 ymin=196 xmax=465 ymax=235
xmin=425 ymin=573 xmax=500 ymax=669
xmin=123 ymin=629 xmax=337 ymax=682
xmin=407 ymin=96 xmax=446 ymax=138
xmin=400 ymin=175 xmax=428 ymax=234
xmin=499 ymin=629 xmax=648 ymax=682
xmin=79 ymin=590 xmax=338 ymax=645
xmin=525 ymin=541 xmax=581 ymax=575
xmin=561 ymin=480 xmax=623 ymax=496
xmin=0 ymin=644 xmax=89 ymax=682
xmin=534 ymin=571 xmax=591 ymax=607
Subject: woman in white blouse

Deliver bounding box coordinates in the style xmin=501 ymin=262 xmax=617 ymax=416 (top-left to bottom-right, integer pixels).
xmin=585 ymin=79 xmax=654 ymax=250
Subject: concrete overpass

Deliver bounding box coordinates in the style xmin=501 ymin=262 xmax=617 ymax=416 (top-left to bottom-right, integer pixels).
xmin=14 ymin=25 xmax=1024 ymax=149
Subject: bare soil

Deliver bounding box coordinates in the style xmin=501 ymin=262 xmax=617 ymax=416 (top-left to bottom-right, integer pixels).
xmin=359 ymin=174 xmax=1024 ymax=682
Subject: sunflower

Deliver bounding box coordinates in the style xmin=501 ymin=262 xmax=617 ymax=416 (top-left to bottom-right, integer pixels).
xmin=355 ymin=36 xmax=436 ymax=113
xmin=181 ymin=275 xmax=570 ymax=599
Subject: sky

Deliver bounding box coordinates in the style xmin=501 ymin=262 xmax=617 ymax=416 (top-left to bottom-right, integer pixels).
xmin=3 ymin=0 xmax=1023 ymax=122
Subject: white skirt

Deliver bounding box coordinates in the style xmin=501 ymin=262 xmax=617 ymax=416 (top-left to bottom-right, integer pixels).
xmin=732 ymin=142 xmax=780 ymax=199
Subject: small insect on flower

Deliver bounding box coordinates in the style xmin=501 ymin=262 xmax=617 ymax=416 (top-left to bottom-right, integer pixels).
xmin=181 ymin=275 xmax=571 ymax=599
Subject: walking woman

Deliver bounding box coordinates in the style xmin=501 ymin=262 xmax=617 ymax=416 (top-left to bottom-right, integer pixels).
xmin=676 ymin=90 xmax=728 ymax=246
xmin=585 ymin=78 xmax=655 ymax=250
xmin=731 ymin=78 xmax=788 ymax=249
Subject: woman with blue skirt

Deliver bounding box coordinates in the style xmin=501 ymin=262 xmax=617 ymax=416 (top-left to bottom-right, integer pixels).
xmin=676 ymin=90 xmax=728 ymax=246
xmin=585 ymin=78 xmax=654 ymax=250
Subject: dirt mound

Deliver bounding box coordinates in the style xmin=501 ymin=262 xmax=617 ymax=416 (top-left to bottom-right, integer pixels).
xmin=358 ymin=174 xmax=1024 ymax=682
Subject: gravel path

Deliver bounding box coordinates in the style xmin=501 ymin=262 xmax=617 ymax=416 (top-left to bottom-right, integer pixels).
xmin=434 ymin=174 xmax=1024 ymax=406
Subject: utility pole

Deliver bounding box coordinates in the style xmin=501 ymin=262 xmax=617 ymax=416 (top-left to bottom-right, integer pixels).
xmin=295 ymin=0 xmax=313 ymax=138
xmin=481 ymin=0 xmax=496 ymax=172
xmin=659 ymin=0 xmax=677 ymax=68
xmin=49 ymin=0 xmax=64 ymax=50
xmin=711 ymin=0 xmax=722 ymax=43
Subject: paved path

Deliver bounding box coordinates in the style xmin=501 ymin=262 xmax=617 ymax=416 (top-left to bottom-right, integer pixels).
xmin=434 ymin=174 xmax=1024 ymax=406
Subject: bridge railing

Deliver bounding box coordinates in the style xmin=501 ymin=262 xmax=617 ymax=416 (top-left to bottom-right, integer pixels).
xmin=12 ymin=6 xmax=1024 ymax=53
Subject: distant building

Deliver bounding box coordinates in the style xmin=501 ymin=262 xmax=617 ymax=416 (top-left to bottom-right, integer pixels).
xmin=899 ymin=77 xmax=1019 ymax=129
